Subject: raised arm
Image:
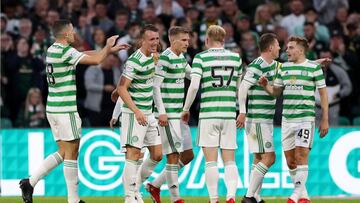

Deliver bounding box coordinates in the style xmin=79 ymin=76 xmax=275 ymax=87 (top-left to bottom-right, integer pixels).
xmin=79 ymin=35 xmax=130 ymax=65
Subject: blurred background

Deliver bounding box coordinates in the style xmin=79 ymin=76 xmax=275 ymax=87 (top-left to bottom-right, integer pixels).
xmin=1 ymin=0 xmax=360 ymax=128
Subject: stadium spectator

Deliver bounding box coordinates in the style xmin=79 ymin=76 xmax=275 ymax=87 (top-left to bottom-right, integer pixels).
xmin=29 ymin=0 xmax=49 ymax=33
xmin=90 ymin=28 xmax=106 ymax=50
xmin=314 ymin=0 xmax=349 ymax=24
xmin=16 ymin=18 xmax=33 ymax=41
xmin=240 ymin=31 xmax=260 ymax=65
xmin=254 ymin=4 xmax=275 ymax=35
xmin=124 ymin=0 xmax=142 ymax=23
xmin=223 ymin=22 xmax=238 ymax=50
xmin=155 ymin=0 xmax=185 ymax=19
xmin=294 ymin=7 xmax=330 ymax=44
xmin=220 ymin=0 xmax=240 ymax=24
xmin=107 ymin=10 xmax=129 ymax=38
xmin=197 ymin=2 xmax=222 ymax=46
xmin=90 ymin=1 xmax=113 ymax=32
xmin=0 ymin=14 xmax=7 ymax=34
xmin=315 ymin=48 xmax=352 ymax=126
xmin=327 ymin=6 xmax=349 ymax=36
xmin=30 ymin=25 xmax=51 ymax=61
xmin=84 ymin=54 xmax=121 ymax=127
xmin=16 ymin=87 xmax=46 ymax=128
xmin=280 ymin=0 xmax=305 ymax=35
xmin=302 ymin=22 xmax=326 ymax=59
xmin=142 ymin=4 xmax=158 ymax=25
xmin=4 ymin=37 xmax=45 ymax=124
xmin=117 ymin=21 xmax=141 ymax=62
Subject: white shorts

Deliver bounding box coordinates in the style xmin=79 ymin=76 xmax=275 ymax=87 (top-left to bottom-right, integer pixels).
xmin=282 ymin=121 xmax=315 ymax=151
xmin=197 ymin=119 xmax=237 ymax=149
xmin=120 ymin=113 xmax=161 ymax=151
xmin=159 ymin=120 xmax=193 ymax=155
xmin=47 ymin=112 xmax=82 ymax=141
xmin=245 ymin=122 xmax=274 ymax=153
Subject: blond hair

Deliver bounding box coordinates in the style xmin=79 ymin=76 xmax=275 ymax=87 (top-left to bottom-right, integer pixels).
xmin=206 ymin=25 xmax=226 ymax=43
xmin=24 ymin=88 xmax=44 ymax=118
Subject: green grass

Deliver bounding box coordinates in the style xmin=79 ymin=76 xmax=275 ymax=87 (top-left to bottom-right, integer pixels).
xmin=1 ymin=197 xmax=359 ymax=203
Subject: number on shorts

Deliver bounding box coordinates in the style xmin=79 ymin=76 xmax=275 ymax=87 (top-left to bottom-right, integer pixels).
xmin=297 ymin=129 xmax=310 ymax=139
xmin=211 ymin=66 xmax=234 ymax=88
xmin=46 ymin=64 xmax=56 ymax=85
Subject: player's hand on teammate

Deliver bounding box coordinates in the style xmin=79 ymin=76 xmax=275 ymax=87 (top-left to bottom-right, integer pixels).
xmin=258 ymin=76 xmax=268 ymax=87
xmin=158 ymin=114 xmax=168 ymax=126
xmin=236 ymin=113 xmax=246 ymax=128
xmin=109 ymin=118 xmax=118 ymax=130
xmin=111 ymin=89 xmax=119 ymax=102
xmin=135 ymin=110 xmax=147 ymax=126
xmin=181 ymin=111 xmax=190 ymax=124
xmin=319 ymin=118 xmax=329 ymax=138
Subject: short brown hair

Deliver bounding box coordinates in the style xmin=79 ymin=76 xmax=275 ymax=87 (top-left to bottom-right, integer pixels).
xmin=206 ymin=25 xmax=226 ymax=43
xmin=288 ymin=36 xmax=309 ymax=50
xmin=259 ymin=33 xmax=277 ymax=52
xmin=52 ymin=20 xmax=71 ymax=37
xmin=168 ymin=26 xmax=190 ymax=36
xmin=140 ymin=24 xmax=159 ymax=39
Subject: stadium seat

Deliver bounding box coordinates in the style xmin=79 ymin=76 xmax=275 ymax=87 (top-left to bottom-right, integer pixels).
xmin=353 ymin=116 xmax=360 ymax=126
xmin=1 ymin=118 xmax=13 ymax=128
xmin=338 ymin=116 xmax=351 ymax=126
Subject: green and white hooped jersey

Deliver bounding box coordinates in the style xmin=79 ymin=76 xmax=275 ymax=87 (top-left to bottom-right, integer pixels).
xmin=242 ymin=57 xmax=281 ymax=123
xmin=191 ymin=48 xmax=242 ymax=120
xmin=155 ymin=48 xmax=191 ymax=119
xmin=45 ymin=43 xmax=85 ymax=113
xmin=274 ymin=59 xmax=326 ymax=122
xmin=122 ymin=49 xmax=156 ymax=115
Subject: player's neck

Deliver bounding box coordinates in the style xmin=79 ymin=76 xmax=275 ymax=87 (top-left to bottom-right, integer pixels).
xmin=294 ymin=56 xmax=306 ymax=64
xmin=260 ymin=53 xmax=273 ymax=64
xmin=140 ymin=47 xmax=151 ymax=57
xmin=170 ymin=47 xmax=181 ymax=56
xmin=55 ymin=39 xmax=69 ymax=46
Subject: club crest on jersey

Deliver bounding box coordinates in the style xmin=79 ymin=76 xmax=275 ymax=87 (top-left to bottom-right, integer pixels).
xmin=290 ymin=76 xmax=297 ymax=84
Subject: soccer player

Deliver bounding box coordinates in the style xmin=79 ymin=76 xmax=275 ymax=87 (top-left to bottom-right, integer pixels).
xmin=237 ymin=33 xmax=281 ymax=203
xmin=259 ymin=36 xmax=329 ymax=203
xmin=117 ymin=24 xmax=162 ymax=203
xmin=145 ymin=26 xmax=195 ymax=203
xmin=181 ymin=25 xmax=242 ymax=203
xmin=19 ymin=19 xmax=129 ymax=203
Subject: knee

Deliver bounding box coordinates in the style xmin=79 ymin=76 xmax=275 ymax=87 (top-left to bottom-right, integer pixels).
xmin=65 ymin=149 xmax=79 ymax=160
xmin=181 ymin=150 xmax=194 ymax=165
xmin=151 ymin=153 xmax=163 ymax=162
xmin=295 ymin=152 xmax=308 ymax=165
xmin=286 ymin=157 xmax=297 ymax=169
xmin=263 ymin=153 xmax=276 ymax=167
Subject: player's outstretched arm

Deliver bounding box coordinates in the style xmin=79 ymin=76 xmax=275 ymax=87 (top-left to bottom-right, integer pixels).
xmin=181 ymin=75 xmax=201 ymax=123
xmin=117 ymin=77 xmax=147 ymax=126
xmin=318 ymin=87 xmax=329 ymax=138
xmin=79 ymin=35 xmax=130 ymax=65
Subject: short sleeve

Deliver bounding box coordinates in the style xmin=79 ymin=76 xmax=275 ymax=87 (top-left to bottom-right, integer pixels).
xmin=191 ymin=55 xmax=203 ymax=78
xmin=63 ymin=47 xmax=84 ymax=66
xmin=314 ymin=64 xmax=326 ymax=89
xmin=242 ymin=63 xmax=263 ymax=86
xmin=122 ymin=60 xmax=137 ymax=80
xmin=274 ymin=68 xmax=284 ymax=87
xmin=155 ymin=55 xmax=169 ymax=78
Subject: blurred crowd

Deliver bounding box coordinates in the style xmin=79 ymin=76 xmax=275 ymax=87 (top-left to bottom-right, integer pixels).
xmin=1 ymin=0 xmax=360 ymax=128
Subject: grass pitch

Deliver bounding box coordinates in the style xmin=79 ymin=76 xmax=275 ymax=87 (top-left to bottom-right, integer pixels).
xmin=1 ymin=197 xmax=359 ymax=203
